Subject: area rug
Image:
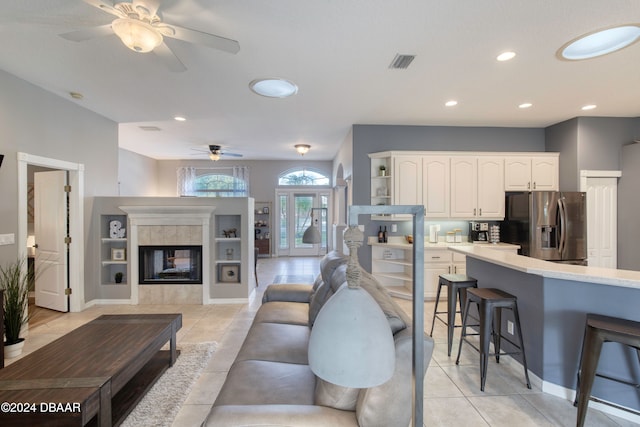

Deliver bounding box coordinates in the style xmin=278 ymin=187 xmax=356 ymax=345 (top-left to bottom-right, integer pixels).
xmin=272 ymin=274 xmax=316 ymax=284
xmin=121 ymin=342 xmax=216 ymax=427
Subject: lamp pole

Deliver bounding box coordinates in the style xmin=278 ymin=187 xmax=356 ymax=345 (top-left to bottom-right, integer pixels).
xmin=348 ymin=205 xmax=425 ymax=427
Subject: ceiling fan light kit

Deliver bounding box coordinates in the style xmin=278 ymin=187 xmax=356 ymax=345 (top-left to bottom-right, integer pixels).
xmin=112 ymin=18 xmax=163 ymax=53
xmin=295 ymin=144 xmax=311 ymax=156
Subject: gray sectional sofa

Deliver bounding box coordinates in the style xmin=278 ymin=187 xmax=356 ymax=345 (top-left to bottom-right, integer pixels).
xmin=203 ymin=251 xmax=435 ymax=427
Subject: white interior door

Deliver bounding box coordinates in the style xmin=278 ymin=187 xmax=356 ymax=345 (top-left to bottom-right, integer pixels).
xmin=580 ymin=171 xmax=620 ymax=268
xmin=34 ymin=170 xmax=69 ymax=312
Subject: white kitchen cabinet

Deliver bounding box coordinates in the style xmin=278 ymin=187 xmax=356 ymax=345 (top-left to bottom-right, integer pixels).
xmin=505 ymin=155 xmax=559 ymax=191
xmin=422 ymin=156 xmax=450 ymax=218
xmin=451 ymin=252 xmax=466 ymax=275
xmin=450 ymin=156 xmax=504 ymax=219
xmin=393 ymin=155 xmax=422 ymax=206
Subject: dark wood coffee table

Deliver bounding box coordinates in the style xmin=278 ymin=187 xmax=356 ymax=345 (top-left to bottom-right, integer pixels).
xmin=0 ymin=313 xmax=182 ymax=426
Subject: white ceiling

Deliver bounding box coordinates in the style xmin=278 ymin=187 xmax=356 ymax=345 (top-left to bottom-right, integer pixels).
xmin=2 ymin=0 xmax=639 ymax=161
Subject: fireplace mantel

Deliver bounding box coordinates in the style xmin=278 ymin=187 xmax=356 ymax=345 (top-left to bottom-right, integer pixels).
xmin=119 ymin=205 xmax=216 ymax=304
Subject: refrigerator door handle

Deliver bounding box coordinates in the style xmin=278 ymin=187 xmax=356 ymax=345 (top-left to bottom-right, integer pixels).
xmin=558 ymin=198 xmax=567 ymax=257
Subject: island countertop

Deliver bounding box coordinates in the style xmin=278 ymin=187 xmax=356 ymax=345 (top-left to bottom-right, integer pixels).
xmin=449 ymin=245 xmax=640 ymax=289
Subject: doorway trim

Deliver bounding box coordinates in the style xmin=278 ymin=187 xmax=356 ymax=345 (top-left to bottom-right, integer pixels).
xmin=17 ymin=152 xmax=85 ymax=313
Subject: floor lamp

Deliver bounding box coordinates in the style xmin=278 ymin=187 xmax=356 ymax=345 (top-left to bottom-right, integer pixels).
xmin=347 ymin=205 xmax=425 ymax=427
xmin=302 ymin=207 xmax=328 ymax=247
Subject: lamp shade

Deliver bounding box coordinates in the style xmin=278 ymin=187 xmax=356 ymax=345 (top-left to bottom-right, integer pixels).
xmin=302 ymin=224 xmax=321 ymax=244
xmin=308 ymin=285 xmax=395 ymax=387
xmin=112 ymin=18 xmax=163 ymax=53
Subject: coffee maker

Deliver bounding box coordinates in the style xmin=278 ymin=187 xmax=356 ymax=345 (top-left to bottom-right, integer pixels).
xmin=469 ymin=222 xmax=489 ymax=243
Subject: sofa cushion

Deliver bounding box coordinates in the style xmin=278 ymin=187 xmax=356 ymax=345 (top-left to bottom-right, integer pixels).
xmin=253 ymin=300 xmax=309 ymax=326
xmin=309 ymin=264 xmax=349 ymax=326
xmin=314 ymin=378 xmax=359 ymax=411
xmin=204 ymin=404 xmax=359 ymax=427
xmin=320 ymin=251 xmax=348 ymax=283
xmin=214 ymin=360 xmax=316 ymax=406
xmin=359 ymin=269 xmax=408 ymax=334
xmin=235 ymin=322 xmax=310 ymax=365
xmin=262 ymin=283 xmax=313 ymax=303
xmin=355 ymin=328 xmax=434 ymax=427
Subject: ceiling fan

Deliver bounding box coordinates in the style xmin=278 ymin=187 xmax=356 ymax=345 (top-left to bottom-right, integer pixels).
xmin=192 ymin=145 xmax=243 ymax=161
xmin=59 ymin=0 xmax=240 ymax=72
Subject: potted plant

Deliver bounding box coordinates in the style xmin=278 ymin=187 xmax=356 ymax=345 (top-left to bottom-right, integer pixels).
xmin=379 ymin=165 xmax=387 ymax=176
xmin=114 ymin=272 xmax=123 ymax=284
xmin=1 ymin=258 xmax=32 ymax=358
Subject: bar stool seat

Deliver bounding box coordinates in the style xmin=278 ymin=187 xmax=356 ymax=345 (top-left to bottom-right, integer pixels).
xmin=429 ymin=274 xmax=477 ymax=356
xmin=455 ymin=287 xmax=531 ymax=391
xmin=574 ymin=313 xmax=640 ymax=427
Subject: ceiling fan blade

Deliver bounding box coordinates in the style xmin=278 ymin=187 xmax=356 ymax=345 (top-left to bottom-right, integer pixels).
xmin=222 ymin=152 xmax=243 ymax=158
xmin=80 ymin=0 xmax=125 ymax=18
xmin=59 ymin=24 xmax=114 ymax=42
xmin=164 ymin=24 xmax=240 ymax=54
xmin=132 ymin=0 xmax=161 ymax=19
xmin=153 ymin=42 xmax=187 ymax=72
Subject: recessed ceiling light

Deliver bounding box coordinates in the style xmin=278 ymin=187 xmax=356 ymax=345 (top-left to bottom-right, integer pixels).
xmin=518 ymin=103 xmax=533 ymax=109
xmin=559 ymin=25 xmax=640 ymax=60
xmin=445 ymin=100 xmax=458 ymax=107
xmin=249 ymin=78 xmax=298 ymax=98
xmin=174 ymin=116 xmax=186 ymax=121
xmin=496 ymin=51 xmax=516 ymax=61
xmin=581 ymin=104 xmax=597 ymax=111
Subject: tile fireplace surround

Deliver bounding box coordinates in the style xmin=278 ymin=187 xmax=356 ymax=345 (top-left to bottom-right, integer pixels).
xmin=120 ymin=205 xmax=216 ymax=305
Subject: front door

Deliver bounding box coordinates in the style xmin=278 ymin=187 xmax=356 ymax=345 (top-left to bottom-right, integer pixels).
xmin=34 ymin=170 xmax=69 ymax=312
xmin=277 ymin=191 xmax=329 ymax=256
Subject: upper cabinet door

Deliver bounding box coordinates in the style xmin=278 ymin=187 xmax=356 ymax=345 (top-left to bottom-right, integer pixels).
xmin=531 ymin=156 xmax=559 ymax=191
xmin=477 ymin=157 xmax=504 ymax=218
xmin=393 ymin=156 xmax=422 ymax=206
xmin=422 ymin=156 xmax=450 ymax=218
xmin=504 ymin=157 xmax=532 ymax=191
xmin=450 ymin=157 xmax=477 ymax=218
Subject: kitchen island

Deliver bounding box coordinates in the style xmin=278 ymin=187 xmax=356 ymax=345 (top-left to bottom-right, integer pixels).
xmin=449 ymin=246 xmax=640 ymax=422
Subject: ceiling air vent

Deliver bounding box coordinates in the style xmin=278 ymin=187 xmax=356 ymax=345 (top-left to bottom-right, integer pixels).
xmin=139 ymin=126 xmax=162 ymax=131
xmin=389 ymin=54 xmax=415 ymax=69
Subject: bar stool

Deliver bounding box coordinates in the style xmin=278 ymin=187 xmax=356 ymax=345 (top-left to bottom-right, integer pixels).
xmin=455 ymin=287 xmax=531 ymax=391
xmin=429 ymin=274 xmax=477 ymax=356
xmin=574 ymin=313 xmax=640 ymax=427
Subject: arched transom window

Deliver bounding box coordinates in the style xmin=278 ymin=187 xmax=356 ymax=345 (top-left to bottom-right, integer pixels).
xmin=278 ymin=169 xmax=329 ymax=186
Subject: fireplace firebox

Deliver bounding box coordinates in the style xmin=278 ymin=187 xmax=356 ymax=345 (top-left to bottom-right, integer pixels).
xmin=139 ymin=245 xmax=203 ymax=285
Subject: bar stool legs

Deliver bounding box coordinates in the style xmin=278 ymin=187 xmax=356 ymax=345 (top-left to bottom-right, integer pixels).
xmin=574 ymin=314 xmax=640 ymax=427
xmin=456 ymin=287 xmax=531 ymax=392
xmin=429 ymin=274 xmax=477 ymax=356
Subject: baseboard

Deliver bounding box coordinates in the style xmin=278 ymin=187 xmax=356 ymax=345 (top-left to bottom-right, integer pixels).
xmin=85 ymin=299 xmax=135 ymax=307
xmin=542 ymin=381 xmax=640 ymax=424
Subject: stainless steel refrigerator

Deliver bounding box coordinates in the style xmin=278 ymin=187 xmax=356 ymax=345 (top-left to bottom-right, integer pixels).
xmin=502 ymin=192 xmax=587 ymax=264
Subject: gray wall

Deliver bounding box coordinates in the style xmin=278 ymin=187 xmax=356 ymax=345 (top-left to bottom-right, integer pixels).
xmin=351 ymin=124 xmax=545 ymax=270
xmin=118 ymin=148 xmax=159 ymax=196
xmin=545 ymin=118 xmax=579 ymax=190
xmin=619 ymin=142 xmax=640 ymax=270
xmin=0 ymin=69 xmax=118 ymax=264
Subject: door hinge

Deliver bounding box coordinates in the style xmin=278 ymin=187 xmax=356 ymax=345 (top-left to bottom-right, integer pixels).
xmin=64 ymin=236 xmax=72 ymax=245
xmin=64 ymin=185 xmax=72 ymax=193
xmin=64 ymin=288 xmax=72 ymax=296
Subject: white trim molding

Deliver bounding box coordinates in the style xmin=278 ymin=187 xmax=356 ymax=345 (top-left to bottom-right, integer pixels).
xmin=17 ymin=152 xmax=85 ymax=313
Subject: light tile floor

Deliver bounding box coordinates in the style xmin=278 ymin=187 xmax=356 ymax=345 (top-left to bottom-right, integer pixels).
xmin=9 ymin=256 xmax=639 ymax=427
